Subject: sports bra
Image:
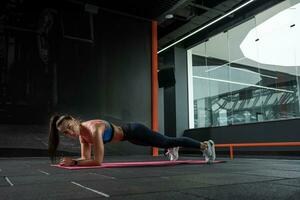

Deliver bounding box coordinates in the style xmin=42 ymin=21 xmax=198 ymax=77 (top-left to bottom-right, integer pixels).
xmin=102 ymin=121 xmax=115 ymax=143
xmin=84 ymin=120 xmax=114 ymax=144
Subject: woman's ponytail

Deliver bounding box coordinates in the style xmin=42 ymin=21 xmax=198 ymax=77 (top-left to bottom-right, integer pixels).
xmin=48 ymin=115 xmax=60 ymax=162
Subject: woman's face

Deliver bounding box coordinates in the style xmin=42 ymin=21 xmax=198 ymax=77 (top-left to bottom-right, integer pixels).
xmin=57 ymin=119 xmax=80 ymax=138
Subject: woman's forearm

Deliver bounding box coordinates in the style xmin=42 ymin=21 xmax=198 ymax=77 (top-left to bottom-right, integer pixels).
xmin=74 ymin=158 xmax=85 ymax=161
xmin=74 ymin=159 xmax=101 ymax=166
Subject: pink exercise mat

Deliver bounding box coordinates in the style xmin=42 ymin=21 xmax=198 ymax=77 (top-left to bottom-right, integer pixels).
xmin=52 ymin=160 xmax=225 ymax=169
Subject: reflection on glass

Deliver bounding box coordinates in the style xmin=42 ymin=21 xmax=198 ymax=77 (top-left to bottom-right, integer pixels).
xmin=241 ymin=2 xmax=300 ymax=66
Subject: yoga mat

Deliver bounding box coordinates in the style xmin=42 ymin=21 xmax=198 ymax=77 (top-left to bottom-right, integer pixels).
xmin=52 ymin=160 xmax=225 ymax=169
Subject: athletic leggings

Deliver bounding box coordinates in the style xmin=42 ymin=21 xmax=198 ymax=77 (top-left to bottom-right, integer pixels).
xmin=121 ymin=123 xmax=200 ymax=149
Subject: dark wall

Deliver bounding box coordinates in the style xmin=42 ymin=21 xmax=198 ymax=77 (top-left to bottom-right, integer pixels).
xmin=0 ymin=1 xmax=152 ymax=155
xmin=158 ymin=48 xmax=176 ymax=137
xmin=1 ymin=1 xmax=152 ymax=126
xmin=164 ymin=86 xmax=176 ymax=137
xmin=56 ymin=10 xmax=152 ymax=125
xmin=184 ymin=119 xmax=300 ymax=152
xmin=158 ymin=47 xmax=189 ymax=137
xmin=174 ymin=47 xmax=188 ymax=136
xmin=97 ymin=12 xmax=151 ymax=125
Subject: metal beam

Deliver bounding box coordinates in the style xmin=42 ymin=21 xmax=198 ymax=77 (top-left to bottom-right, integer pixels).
xmin=189 ymin=2 xmax=234 ymax=18
xmin=64 ymin=0 xmax=151 ymax=22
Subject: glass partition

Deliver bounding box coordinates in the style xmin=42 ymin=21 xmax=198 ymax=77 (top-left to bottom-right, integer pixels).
xmin=188 ymin=0 xmax=300 ymax=128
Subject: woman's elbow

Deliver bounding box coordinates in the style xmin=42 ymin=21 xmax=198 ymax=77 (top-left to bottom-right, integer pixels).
xmin=95 ymin=160 xmax=102 ymax=166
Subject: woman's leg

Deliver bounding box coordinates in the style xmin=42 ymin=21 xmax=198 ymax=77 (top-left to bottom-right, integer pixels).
xmin=122 ymin=123 xmax=204 ymax=149
xmin=122 ymin=123 xmax=215 ymax=162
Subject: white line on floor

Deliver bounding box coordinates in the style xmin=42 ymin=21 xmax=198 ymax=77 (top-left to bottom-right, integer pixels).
xmin=71 ymin=181 xmax=110 ymax=198
xmin=38 ymin=170 xmax=50 ymax=175
xmin=4 ymin=176 xmax=14 ymax=186
xmin=88 ymin=172 xmax=116 ymax=179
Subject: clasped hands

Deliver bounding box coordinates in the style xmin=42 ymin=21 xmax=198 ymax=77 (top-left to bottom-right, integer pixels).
xmin=59 ymin=157 xmax=76 ymax=166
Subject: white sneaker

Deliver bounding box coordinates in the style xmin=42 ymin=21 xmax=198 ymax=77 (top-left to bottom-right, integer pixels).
xmin=166 ymin=147 xmax=179 ymax=161
xmin=202 ymin=140 xmax=216 ymax=163
xmin=208 ymin=140 xmax=216 ymax=162
xmin=202 ymin=141 xmax=211 ymax=162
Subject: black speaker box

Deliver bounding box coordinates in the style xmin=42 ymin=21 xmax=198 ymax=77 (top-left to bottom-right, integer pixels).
xmin=158 ymin=68 xmax=175 ymax=88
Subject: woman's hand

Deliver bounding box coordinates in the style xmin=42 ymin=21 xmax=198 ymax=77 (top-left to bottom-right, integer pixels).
xmin=59 ymin=157 xmax=75 ymax=166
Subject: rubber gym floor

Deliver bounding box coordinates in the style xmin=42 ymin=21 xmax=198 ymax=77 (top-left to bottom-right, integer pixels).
xmin=1 ymin=155 xmax=300 ymax=200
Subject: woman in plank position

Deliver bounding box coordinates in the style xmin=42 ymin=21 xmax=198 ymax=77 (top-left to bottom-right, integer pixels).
xmin=48 ymin=115 xmax=216 ymax=166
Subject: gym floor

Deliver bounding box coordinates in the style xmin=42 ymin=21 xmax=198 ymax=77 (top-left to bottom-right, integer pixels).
xmin=1 ymin=155 xmax=300 ymax=200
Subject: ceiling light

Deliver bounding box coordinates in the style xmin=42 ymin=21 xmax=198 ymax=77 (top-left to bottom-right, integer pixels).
xmin=165 ymin=14 xmax=174 ymax=19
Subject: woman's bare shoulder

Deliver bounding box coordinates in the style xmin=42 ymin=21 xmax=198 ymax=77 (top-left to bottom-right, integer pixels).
xmin=82 ymin=119 xmax=107 ymax=126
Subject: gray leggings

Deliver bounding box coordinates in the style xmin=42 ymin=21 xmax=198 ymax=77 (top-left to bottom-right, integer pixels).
xmin=121 ymin=123 xmax=200 ymax=149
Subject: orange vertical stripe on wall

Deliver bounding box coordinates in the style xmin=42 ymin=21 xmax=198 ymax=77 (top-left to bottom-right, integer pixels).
xmin=151 ymin=20 xmax=159 ymax=156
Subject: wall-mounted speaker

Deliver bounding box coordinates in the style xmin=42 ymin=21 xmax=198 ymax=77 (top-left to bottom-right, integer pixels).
xmin=158 ymin=68 xmax=175 ymax=88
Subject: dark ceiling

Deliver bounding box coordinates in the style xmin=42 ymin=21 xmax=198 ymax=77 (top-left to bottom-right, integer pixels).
xmin=72 ymin=0 xmax=246 ymax=47
xmin=68 ymin=0 xmax=284 ymax=50
xmin=1 ymin=0 xmax=284 ymax=51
